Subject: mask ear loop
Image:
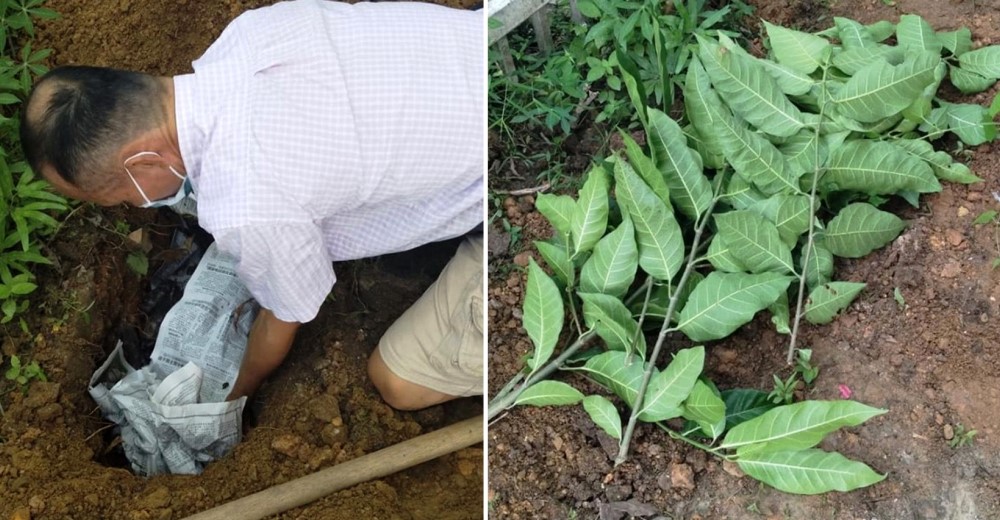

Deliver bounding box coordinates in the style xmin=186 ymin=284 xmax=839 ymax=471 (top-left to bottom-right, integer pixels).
xmin=123 ymin=151 xmax=187 ymax=205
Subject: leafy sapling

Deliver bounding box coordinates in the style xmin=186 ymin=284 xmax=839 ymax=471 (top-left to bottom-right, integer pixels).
xmin=949 ymin=423 xmax=977 ymax=449
xmin=768 ymin=373 xmax=799 ymax=404
xmin=795 ymin=348 xmax=819 ymax=385
xmin=5 ymin=355 xmax=47 ymax=389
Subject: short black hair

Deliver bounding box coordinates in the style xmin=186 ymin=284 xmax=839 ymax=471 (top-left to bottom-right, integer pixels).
xmin=21 ymin=66 xmax=163 ymax=187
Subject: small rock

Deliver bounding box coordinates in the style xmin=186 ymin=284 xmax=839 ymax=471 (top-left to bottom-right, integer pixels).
xmin=669 ymin=463 xmax=696 ymax=491
xmin=23 ymin=382 xmax=60 ymax=409
xmin=656 ymin=471 xmax=671 ymax=491
xmin=307 ymin=394 xmax=342 ymax=424
xmin=127 ymin=229 xmax=153 ymax=253
xmin=35 ymin=403 xmax=62 ymax=422
xmin=935 ymin=413 xmax=945 ymax=426
xmin=456 ymin=458 xmax=477 ymax=477
xmin=320 ymin=423 xmax=348 ymax=447
xmin=27 ymin=496 xmax=44 ymax=514
xmin=722 ymin=459 xmax=744 ymax=478
xmin=957 ymin=206 xmax=970 ymax=218
xmin=306 ymin=447 xmax=335 ymax=470
xmin=945 ymin=229 xmax=964 ymax=247
xmin=513 ymin=251 xmax=534 ymax=267
xmin=605 ymin=483 xmax=632 ymax=502
xmin=137 ymin=486 xmax=171 ymax=510
xmin=940 ymin=262 xmax=962 ymax=279
xmin=716 ymin=348 xmax=738 ymax=364
xmin=943 ymin=424 xmax=955 ymax=441
xmin=271 ymin=434 xmax=304 ymax=458
xmin=11 ymin=507 xmax=30 ymax=520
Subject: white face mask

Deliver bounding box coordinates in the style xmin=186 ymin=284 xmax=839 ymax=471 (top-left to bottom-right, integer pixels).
xmin=123 ymin=151 xmax=191 ymax=208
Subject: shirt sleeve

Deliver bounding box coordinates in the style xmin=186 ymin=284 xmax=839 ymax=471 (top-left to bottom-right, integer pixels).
xmin=213 ymin=223 xmax=334 ymax=323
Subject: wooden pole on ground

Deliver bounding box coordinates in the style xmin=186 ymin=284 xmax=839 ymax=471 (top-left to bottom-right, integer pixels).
xmin=182 ymin=415 xmax=483 ymax=520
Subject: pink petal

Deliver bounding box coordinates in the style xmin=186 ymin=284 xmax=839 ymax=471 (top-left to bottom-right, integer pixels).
xmin=838 ymin=384 xmax=853 ymax=399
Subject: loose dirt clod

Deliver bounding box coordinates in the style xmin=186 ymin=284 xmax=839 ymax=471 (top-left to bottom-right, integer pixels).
xmin=669 ymin=463 xmax=696 ymax=491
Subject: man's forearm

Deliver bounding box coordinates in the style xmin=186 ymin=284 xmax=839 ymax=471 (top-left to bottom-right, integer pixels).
xmin=227 ymin=308 xmax=300 ymax=400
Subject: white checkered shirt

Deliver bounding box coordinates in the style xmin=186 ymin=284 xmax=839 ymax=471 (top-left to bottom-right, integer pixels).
xmin=173 ymin=0 xmax=484 ymax=323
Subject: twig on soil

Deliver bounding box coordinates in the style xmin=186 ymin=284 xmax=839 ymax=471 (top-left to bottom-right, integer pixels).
xmin=492 ymin=183 xmax=551 ymax=196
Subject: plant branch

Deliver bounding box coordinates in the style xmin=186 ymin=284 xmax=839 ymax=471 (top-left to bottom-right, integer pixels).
xmin=628 ymin=275 xmax=656 ymax=360
xmin=487 ymin=329 xmax=598 ymax=420
xmin=615 ymin=191 xmax=720 ymax=466
xmin=787 ymin=59 xmax=831 ymax=364
xmin=656 ymin=422 xmax=731 ymax=459
xmin=566 ymin=286 xmax=584 ymax=338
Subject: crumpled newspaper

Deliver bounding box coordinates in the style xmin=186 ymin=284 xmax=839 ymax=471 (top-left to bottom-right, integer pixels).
xmin=89 ymin=243 xmax=258 ymax=476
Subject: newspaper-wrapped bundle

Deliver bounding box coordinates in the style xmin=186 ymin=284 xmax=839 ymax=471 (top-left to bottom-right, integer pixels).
xmin=89 ymin=243 xmax=259 ymax=476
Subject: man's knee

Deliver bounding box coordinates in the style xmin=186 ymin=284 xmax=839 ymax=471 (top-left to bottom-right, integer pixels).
xmin=368 ymin=349 xmax=450 ymax=411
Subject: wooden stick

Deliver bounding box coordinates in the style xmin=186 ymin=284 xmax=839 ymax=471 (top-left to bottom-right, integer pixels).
xmin=182 ymin=415 xmax=483 ymax=520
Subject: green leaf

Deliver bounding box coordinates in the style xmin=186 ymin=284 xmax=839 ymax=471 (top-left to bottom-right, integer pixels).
xmin=621 ymin=131 xmax=671 ymax=209
xmin=646 ymin=108 xmax=712 ymax=220
xmin=579 ymin=292 xmax=646 ymax=358
xmin=769 ymin=291 xmax=791 ymax=334
xmin=895 ymin=14 xmax=942 ymax=53
xmin=867 ymin=20 xmax=896 ymax=42
xmin=833 ymin=50 xmax=941 ymax=123
xmin=832 ymin=45 xmax=903 ymax=76
xmin=738 ymin=449 xmax=885 ymax=494
xmin=773 ymin=195 xmax=813 ymax=247
xmin=697 ymin=35 xmax=804 ymax=138
xmin=514 ymin=381 xmax=585 ymax=407
xmin=9 ymin=282 xmax=36 ymax=296
xmin=572 ymin=166 xmax=610 ymax=256
xmin=712 ymin=107 xmax=801 ymax=195
xmin=780 ymin=130 xmax=827 ymax=180
xmin=523 ymin=259 xmax=565 ymax=373
xmin=892 ymin=138 xmax=981 ymax=184
xmin=582 ymin=395 xmax=622 ymax=440
xmin=722 ymin=389 xmax=778 ymax=430
xmin=126 ymin=251 xmax=148 ymax=276
xmin=677 ymin=272 xmax=794 ymax=342
xmin=824 ymin=203 xmax=906 ymax=258
xmin=535 ymin=193 xmax=576 ymax=238
xmin=639 ymin=346 xmax=704 ymax=422
xmin=1 ymin=299 xmax=15 ymax=320
xmin=577 ymin=0 xmax=600 ymax=18
xmin=758 ymin=59 xmax=815 ymax=96
xmin=805 ymin=282 xmax=866 ymax=324
xmin=939 ymin=27 xmax=972 ymax=56
xmin=949 ymin=65 xmax=996 ymax=94
xmin=974 ymin=210 xmax=998 ymax=225
xmin=834 ymin=17 xmax=875 ymax=49
xmin=579 ymin=351 xmax=645 ymax=407
xmin=682 ymin=379 xmax=726 ymax=439
xmin=715 ymin=211 xmax=795 ymax=274
xmin=536 ymin=241 xmax=575 ymax=288
xmin=958 ymin=45 xmax=1000 ymax=79
xmin=613 ymin=157 xmax=684 ymax=281
xmin=579 ymin=217 xmax=638 ymax=299
xmin=802 ymin=241 xmax=834 ymax=289
xmin=763 ymin=20 xmax=831 ymax=74
xmin=722 ymin=173 xmax=767 ymax=210
xmin=705 ymin=234 xmax=747 ymax=273
xmin=823 ymin=140 xmax=940 ymax=195
xmin=722 ymin=400 xmax=886 ymax=453
xmin=942 ymin=103 xmax=995 ymax=146
xmin=684 ymin=57 xmax=728 ymax=161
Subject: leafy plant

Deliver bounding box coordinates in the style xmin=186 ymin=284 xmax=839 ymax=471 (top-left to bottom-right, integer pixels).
xmin=490 ymin=14 xmax=998 ymax=495
xmin=0 ymin=1 xmax=63 ymax=327
xmin=893 ymin=287 xmax=906 ymax=310
xmin=948 ymin=423 xmax=977 ymax=449
xmin=794 ymin=348 xmax=819 ymax=385
xmin=4 ymin=354 xmax=46 ymax=387
xmin=767 ymin=372 xmax=799 ymax=404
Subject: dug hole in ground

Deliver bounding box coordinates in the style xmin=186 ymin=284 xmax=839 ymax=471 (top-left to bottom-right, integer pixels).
xmin=488 ymin=0 xmax=1000 ymax=518
xmin=0 ymin=1 xmax=483 ymax=519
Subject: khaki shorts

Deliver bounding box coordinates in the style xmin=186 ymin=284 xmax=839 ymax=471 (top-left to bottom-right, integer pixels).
xmin=378 ymin=235 xmax=483 ymax=397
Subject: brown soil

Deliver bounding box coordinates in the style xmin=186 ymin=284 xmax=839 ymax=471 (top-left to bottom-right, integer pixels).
xmin=488 ymin=2 xmax=1000 ymax=519
xmin=1 ymin=1 xmax=482 ymax=519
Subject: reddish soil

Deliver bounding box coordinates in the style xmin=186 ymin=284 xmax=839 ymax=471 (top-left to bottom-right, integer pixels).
xmin=0 ymin=1 xmax=482 ymax=519
xmin=488 ymin=1 xmax=1000 ymax=518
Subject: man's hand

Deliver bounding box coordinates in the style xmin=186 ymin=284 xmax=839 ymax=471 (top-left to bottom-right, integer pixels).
xmin=226 ymin=308 xmax=300 ymax=400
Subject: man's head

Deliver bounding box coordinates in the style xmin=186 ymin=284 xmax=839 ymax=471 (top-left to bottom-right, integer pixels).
xmin=21 ymin=66 xmax=185 ymax=206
